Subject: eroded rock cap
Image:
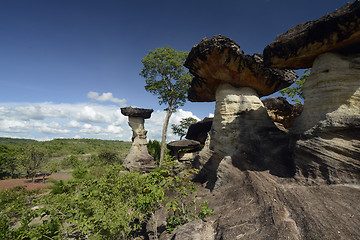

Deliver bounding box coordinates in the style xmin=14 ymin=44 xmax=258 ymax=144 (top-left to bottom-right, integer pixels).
xmin=263 ymin=1 xmax=360 ymax=69
xmin=120 ymin=107 xmax=153 ymax=119
xmin=167 ymin=139 xmax=201 ymax=151
xmin=184 ymin=35 xmax=297 ymax=102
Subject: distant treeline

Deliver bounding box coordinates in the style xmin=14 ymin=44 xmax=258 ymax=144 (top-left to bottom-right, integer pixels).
xmin=0 ymin=137 xmax=132 ymax=180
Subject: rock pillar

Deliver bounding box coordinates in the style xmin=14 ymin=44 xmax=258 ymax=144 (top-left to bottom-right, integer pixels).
xmin=291 ymin=53 xmax=360 ymax=184
xmin=196 ymin=84 xmax=293 ymax=188
xmin=121 ymin=107 xmax=156 ymax=171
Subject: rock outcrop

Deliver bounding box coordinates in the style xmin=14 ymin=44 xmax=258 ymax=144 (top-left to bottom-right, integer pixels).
xmin=185 ymin=117 xmax=213 ymax=144
xmin=264 ymin=0 xmax=360 ymax=184
xmin=291 ymin=53 xmax=360 ymax=184
xmin=262 ymin=97 xmax=303 ymax=130
xmin=263 ymin=0 xmax=360 ymax=69
xmin=121 ymin=107 xmax=156 ymax=171
xmin=185 ymin=35 xmax=297 ymax=188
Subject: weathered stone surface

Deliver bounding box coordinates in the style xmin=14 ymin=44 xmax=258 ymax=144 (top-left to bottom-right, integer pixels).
xmin=194 ymin=84 xmax=294 ymax=189
xmin=202 ymin=170 xmax=360 ymax=240
xmin=263 ymin=1 xmax=360 ymax=69
xmin=172 ymin=220 xmax=215 ymax=240
xmin=120 ymin=106 xmax=153 ymax=119
xmin=121 ymin=110 xmax=156 ymax=171
xmin=185 ymin=117 xmax=213 ymax=144
xmin=291 ymin=52 xmax=360 ymax=184
xmin=262 ymin=97 xmax=303 ymax=129
xmin=148 ymin=168 xmax=360 ymax=240
xmin=185 ymin=35 xmax=297 ymax=102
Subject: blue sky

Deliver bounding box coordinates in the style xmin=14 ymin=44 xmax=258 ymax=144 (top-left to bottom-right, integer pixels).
xmin=0 ymin=0 xmax=350 ymax=141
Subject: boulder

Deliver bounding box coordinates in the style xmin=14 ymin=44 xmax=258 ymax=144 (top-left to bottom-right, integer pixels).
xmin=121 ymin=107 xmax=156 ymax=171
xmin=262 ymin=97 xmax=303 ymax=129
xmin=263 ymin=1 xmax=360 ymax=69
xmin=185 ymin=35 xmax=297 ymax=188
xmin=291 ymin=53 xmax=360 ymax=184
xmin=171 ymin=220 xmax=215 ymax=240
xmin=185 ymin=117 xmax=213 ymax=144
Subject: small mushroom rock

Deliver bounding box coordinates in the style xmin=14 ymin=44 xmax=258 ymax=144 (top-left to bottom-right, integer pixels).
xmin=263 ymin=0 xmax=360 ymax=69
xmin=167 ymin=139 xmax=201 ymax=161
xmin=185 ymin=35 xmax=297 ymax=188
xmin=121 ymin=107 xmax=156 ymax=172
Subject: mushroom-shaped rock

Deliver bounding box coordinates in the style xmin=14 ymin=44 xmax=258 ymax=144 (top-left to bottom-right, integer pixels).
xmin=121 ymin=106 xmax=153 ymax=119
xmin=185 ymin=35 xmax=297 ymax=188
xmin=167 ymin=139 xmax=201 ymax=161
xmin=263 ymin=0 xmax=360 ymax=69
xmin=263 ymin=1 xmax=360 ymax=184
xmin=185 ymin=35 xmax=297 ymax=102
xmin=291 ymin=53 xmax=360 ymax=184
xmin=121 ymin=107 xmax=156 ymax=171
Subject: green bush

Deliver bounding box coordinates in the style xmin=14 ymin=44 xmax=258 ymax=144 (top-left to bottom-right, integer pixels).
xmin=72 ymin=166 xmax=88 ymax=179
xmin=147 ymin=140 xmax=161 ymax=162
xmin=0 ymin=158 xmax=214 ymax=239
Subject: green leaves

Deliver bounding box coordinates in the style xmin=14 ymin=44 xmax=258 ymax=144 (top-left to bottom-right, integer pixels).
xmin=140 ymin=45 xmax=192 ymax=111
xmin=171 ymin=117 xmax=199 ymax=139
xmin=280 ymin=69 xmax=310 ymax=104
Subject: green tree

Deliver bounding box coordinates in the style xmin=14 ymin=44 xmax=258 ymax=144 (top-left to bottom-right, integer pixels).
xmin=280 ymin=69 xmax=310 ymax=103
xmin=22 ymin=145 xmax=47 ymax=182
xmin=0 ymin=145 xmax=20 ymax=176
xmin=171 ymin=117 xmax=199 ymax=140
xmin=140 ymin=46 xmax=192 ymax=165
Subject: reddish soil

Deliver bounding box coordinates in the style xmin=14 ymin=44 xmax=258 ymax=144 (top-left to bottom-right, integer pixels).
xmin=0 ymin=173 xmax=72 ymax=191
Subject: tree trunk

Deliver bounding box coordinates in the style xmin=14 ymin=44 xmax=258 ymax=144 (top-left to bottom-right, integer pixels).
xmin=159 ymin=108 xmax=172 ymax=165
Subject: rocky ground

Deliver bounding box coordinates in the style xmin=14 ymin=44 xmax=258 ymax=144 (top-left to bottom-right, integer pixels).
xmin=153 ymin=169 xmax=360 ymax=240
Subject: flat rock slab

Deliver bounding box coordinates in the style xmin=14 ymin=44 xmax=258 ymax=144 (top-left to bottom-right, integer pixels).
xmin=167 ymin=139 xmax=201 ymax=151
xmin=263 ymin=1 xmax=360 ymax=69
xmin=120 ymin=107 xmax=153 ymax=119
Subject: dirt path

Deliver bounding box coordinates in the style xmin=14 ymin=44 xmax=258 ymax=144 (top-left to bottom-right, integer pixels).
xmin=0 ymin=173 xmax=72 ymax=191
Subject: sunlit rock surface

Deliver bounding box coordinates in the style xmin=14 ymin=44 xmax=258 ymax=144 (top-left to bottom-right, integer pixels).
xmin=291 ymin=53 xmax=360 ymax=184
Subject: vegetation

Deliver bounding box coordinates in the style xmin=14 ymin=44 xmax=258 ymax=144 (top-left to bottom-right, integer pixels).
xmin=140 ymin=46 xmax=192 ymax=165
xmin=0 ymin=141 xmax=214 ymax=239
xmin=147 ymin=139 xmax=162 ymax=163
xmin=280 ymin=69 xmax=310 ymax=104
xmin=171 ymin=117 xmax=199 ymax=140
xmin=0 ymin=138 xmax=131 ymax=179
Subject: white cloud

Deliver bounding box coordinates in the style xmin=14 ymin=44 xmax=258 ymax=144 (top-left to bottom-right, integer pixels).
xmin=77 ymin=106 xmax=112 ymax=123
xmin=88 ymin=91 xmax=127 ymax=106
xmin=0 ymin=100 xmax=200 ymax=142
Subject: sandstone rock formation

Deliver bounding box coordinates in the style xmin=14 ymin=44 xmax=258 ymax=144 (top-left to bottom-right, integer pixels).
xmin=185 ymin=117 xmax=213 ymax=144
xmin=291 ymin=53 xmax=360 ymax=184
xmin=167 ymin=139 xmax=201 ymax=161
xmin=263 ymin=0 xmax=360 ymax=69
xmin=184 ymin=35 xmax=297 ymax=188
xmin=264 ymin=0 xmax=360 ymax=184
xmin=262 ymin=97 xmax=303 ymax=130
xmin=121 ymin=107 xmax=156 ymax=171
